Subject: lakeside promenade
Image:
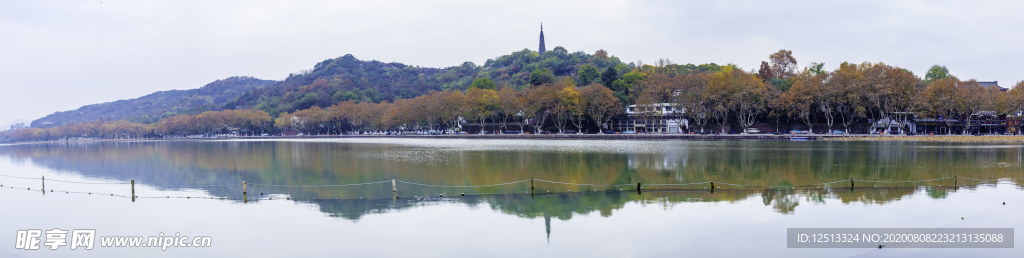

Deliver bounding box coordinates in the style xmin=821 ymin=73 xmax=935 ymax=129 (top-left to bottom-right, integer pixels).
xmin=5 ymin=134 xmax=1024 ymax=146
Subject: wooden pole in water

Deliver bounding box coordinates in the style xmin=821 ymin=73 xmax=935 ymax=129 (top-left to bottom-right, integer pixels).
xmin=41 ymin=176 xmax=45 ymax=195
xmin=131 ymin=180 xmax=135 ymax=202
xmin=392 ymin=179 xmax=397 ymax=199
xmin=530 ymin=177 xmax=535 ymax=199
xmin=636 ymin=182 xmax=641 ymax=194
xmin=850 ymin=178 xmax=854 ymax=191
xmin=243 ymin=181 xmax=247 ymax=203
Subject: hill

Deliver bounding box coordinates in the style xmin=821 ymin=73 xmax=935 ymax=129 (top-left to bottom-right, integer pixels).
xmin=225 ymin=47 xmax=630 ymax=115
xmin=31 ymin=76 xmax=277 ymax=127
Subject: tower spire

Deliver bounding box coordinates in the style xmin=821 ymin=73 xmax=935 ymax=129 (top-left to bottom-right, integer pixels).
xmin=539 ymin=23 xmax=546 ymax=56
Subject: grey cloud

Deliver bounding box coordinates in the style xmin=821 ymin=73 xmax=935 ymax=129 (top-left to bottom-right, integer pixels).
xmin=1 ymin=0 xmax=1022 ymax=124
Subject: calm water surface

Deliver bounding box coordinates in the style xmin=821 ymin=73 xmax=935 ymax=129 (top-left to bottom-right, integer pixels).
xmin=1 ymin=139 xmax=1022 ymax=257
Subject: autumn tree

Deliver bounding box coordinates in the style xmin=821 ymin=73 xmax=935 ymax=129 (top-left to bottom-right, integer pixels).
xmin=957 ymin=80 xmax=987 ymax=134
xmin=827 ymin=62 xmax=866 ymax=133
xmin=783 ymin=72 xmax=820 ymax=132
xmin=580 ymin=84 xmax=621 ymax=133
xmin=550 ymin=78 xmax=580 ymax=134
xmin=464 ymin=87 xmax=499 ymax=134
xmin=437 ymin=90 xmax=465 ymax=132
xmin=1009 ymin=81 xmax=1024 ymax=133
xmin=632 ymin=73 xmax=675 ymax=132
xmin=496 ymin=87 xmax=524 ymax=133
xmin=923 ymin=77 xmax=960 ymax=131
xmin=757 ymin=61 xmax=773 ymax=81
xmin=728 ymin=70 xmax=769 ymax=133
xmin=523 ymin=82 xmax=558 ymax=133
xmin=678 ymin=72 xmax=714 ymax=133
xmin=769 ymin=49 xmax=797 ymax=79
xmin=811 ymin=71 xmax=840 ymax=133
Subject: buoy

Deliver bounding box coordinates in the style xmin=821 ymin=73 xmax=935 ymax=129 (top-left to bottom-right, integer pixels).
xmin=704 ymin=187 xmax=707 ymax=190
xmin=619 ymin=189 xmax=623 ymax=191
xmin=593 ymin=189 xmax=597 ymax=192
xmin=1003 ymin=202 xmax=1006 ymax=205
xmin=961 ymin=217 xmax=964 ymax=220
xmin=439 ymin=194 xmax=443 ymax=197
xmin=640 ymin=187 xmax=644 ymax=191
xmin=717 ymin=187 xmax=721 ymax=190
xmin=461 ymin=193 xmax=465 ymax=196
xmin=546 ymin=190 xmax=550 ymax=194
xmin=261 ymin=192 xmax=263 ymax=195
xmin=568 ymin=190 xmax=572 ymax=193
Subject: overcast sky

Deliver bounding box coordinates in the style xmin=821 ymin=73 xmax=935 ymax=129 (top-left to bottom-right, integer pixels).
xmin=2 ymin=0 xmax=1023 ymax=125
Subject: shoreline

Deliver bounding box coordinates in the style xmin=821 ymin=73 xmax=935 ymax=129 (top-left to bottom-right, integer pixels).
xmin=4 ymin=133 xmax=1024 ymax=146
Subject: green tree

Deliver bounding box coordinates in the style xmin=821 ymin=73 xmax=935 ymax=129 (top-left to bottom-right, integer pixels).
xmin=529 ymin=68 xmax=556 ymax=86
xmin=576 ymin=64 xmax=600 ymax=86
xmin=294 ymin=93 xmax=319 ymax=110
xmin=469 ymin=78 xmax=497 ymax=90
xmin=924 ymin=65 xmax=950 ymax=83
xmin=601 ymin=68 xmax=619 ymax=88
xmin=808 ymin=62 xmax=825 ymax=75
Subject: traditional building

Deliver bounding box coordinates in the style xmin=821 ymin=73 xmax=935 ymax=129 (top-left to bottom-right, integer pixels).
xmin=538 ymin=23 xmax=546 ymax=56
xmin=978 ymin=81 xmax=1009 ymax=92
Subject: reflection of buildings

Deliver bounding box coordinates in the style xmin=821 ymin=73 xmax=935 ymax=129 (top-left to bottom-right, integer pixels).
xmin=544 ymin=212 xmax=551 ymax=244
xmin=2 ymin=140 xmax=1013 ymax=230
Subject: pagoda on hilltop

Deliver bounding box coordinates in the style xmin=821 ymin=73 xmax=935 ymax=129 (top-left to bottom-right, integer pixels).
xmin=539 ymin=23 xmax=546 ymax=56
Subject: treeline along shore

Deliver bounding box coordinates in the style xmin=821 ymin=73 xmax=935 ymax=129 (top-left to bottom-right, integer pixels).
xmin=5 ymin=49 xmax=1024 ymax=144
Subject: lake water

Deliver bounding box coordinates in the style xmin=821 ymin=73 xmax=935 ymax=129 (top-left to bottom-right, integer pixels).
xmin=1 ymin=139 xmax=1022 ymax=257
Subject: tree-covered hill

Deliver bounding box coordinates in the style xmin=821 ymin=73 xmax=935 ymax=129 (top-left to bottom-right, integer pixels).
xmin=31 ymin=76 xmax=276 ymax=127
xmin=225 ymin=47 xmax=632 ymax=116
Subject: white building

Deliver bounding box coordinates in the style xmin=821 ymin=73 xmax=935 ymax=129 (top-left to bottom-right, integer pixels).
xmin=615 ymin=103 xmax=688 ymax=133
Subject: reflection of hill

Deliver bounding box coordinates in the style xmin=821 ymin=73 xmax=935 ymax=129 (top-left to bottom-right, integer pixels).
xmin=0 ymin=140 xmax=1020 ymax=219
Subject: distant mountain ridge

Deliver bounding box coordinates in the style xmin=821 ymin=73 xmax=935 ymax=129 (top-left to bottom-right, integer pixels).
xmin=33 ymin=47 xmax=628 ymax=126
xmin=227 ymin=48 xmax=627 ymax=116
xmin=32 ymin=76 xmax=277 ymax=127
